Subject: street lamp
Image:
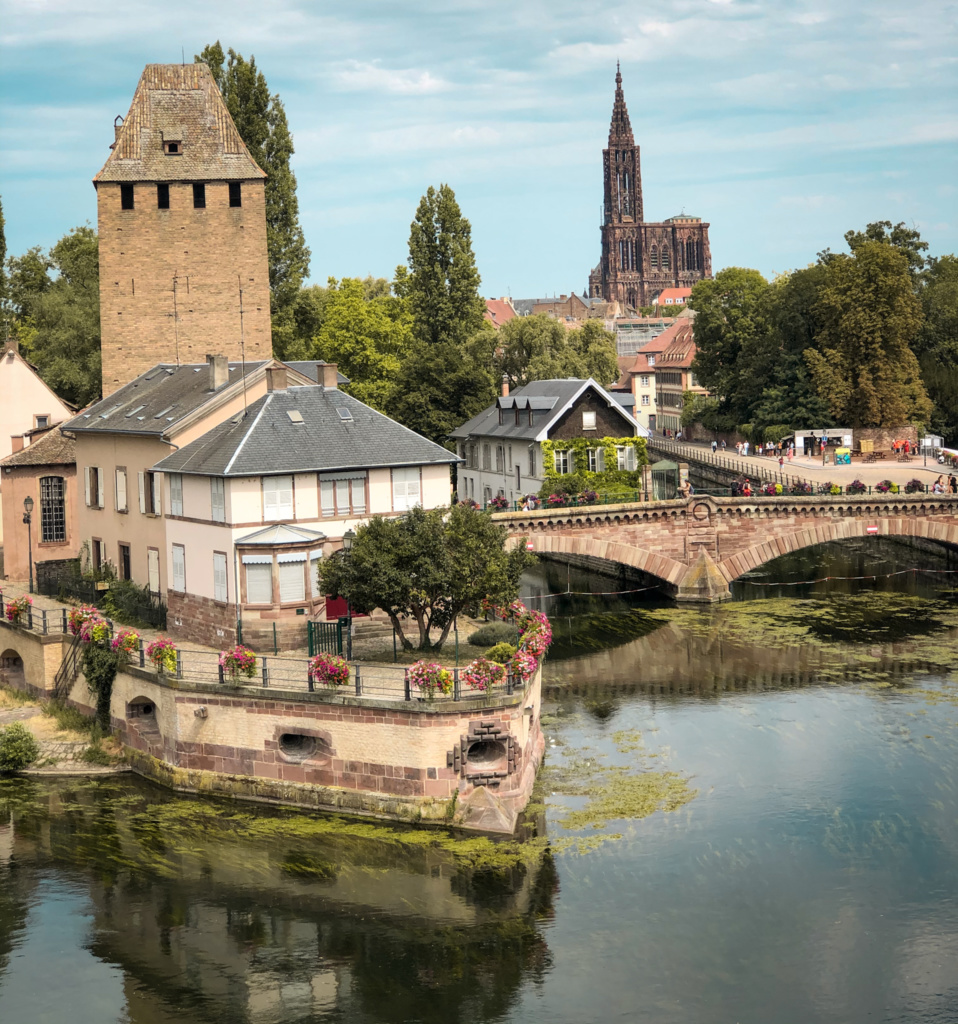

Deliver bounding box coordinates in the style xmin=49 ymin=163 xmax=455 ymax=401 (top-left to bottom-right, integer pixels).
xmin=342 ymin=529 xmax=355 ymax=660
xmin=22 ymin=496 xmax=35 ymax=594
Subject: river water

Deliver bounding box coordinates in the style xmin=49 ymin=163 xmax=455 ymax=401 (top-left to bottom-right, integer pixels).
xmin=2 ymin=539 xmax=958 ymax=1023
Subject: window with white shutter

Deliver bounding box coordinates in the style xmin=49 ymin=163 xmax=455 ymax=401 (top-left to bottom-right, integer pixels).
xmin=335 ymin=479 xmax=349 ymax=514
xmin=310 ymin=551 xmax=323 ymax=596
xmin=138 ymin=472 xmax=146 ymax=513
xmin=320 ymin=480 xmax=335 ymax=516
xmin=263 ymin=475 xmax=293 ymax=521
xmin=210 ymin=477 xmax=225 ymax=522
xmin=245 ymin=562 xmax=272 ymax=604
xmin=169 ymin=474 xmax=183 ymax=517
xmin=351 ymin=479 xmax=366 ymax=515
xmin=115 ymin=468 xmax=128 ymax=512
xmin=147 ymin=549 xmax=160 ymax=594
xmin=171 ymin=544 xmax=186 ymax=592
xmin=213 ymin=552 xmax=228 ymax=603
xmin=86 ymin=467 xmax=103 ymax=508
xmin=278 ymin=559 xmax=305 ymax=603
xmin=96 ymin=468 xmax=104 ymax=509
xmin=392 ymin=467 xmax=421 ymax=512
xmin=617 ymin=446 xmax=637 ymax=471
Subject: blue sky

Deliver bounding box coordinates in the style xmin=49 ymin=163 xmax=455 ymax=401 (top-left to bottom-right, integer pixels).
xmin=1 ymin=0 xmax=955 ymax=299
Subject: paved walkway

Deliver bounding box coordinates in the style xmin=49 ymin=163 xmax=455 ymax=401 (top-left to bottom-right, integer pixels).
xmin=654 ymin=439 xmax=953 ymax=489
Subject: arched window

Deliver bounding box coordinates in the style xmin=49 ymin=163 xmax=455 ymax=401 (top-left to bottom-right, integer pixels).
xmin=650 ymin=245 xmax=658 ymax=268
xmin=662 ymin=247 xmax=670 ymax=270
xmin=40 ymin=476 xmax=66 ymax=543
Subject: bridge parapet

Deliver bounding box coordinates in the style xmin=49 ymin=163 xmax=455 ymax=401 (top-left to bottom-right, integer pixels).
xmin=495 ymin=493 xmax=958 ymax=602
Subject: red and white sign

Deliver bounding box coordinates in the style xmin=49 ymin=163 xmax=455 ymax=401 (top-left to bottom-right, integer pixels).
xmin=866 ymin=525 xmax=879 ymax=535
xmin=525 ymin=540 xmax=534 ymax=551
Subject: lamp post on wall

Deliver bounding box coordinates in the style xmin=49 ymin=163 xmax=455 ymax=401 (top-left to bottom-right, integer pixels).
xmin=22 ymin=496 xmax=35 ymax=594
xmin=342 ymin=529 xmax=355 ymax=660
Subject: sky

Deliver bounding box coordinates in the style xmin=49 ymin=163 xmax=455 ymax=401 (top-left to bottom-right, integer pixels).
xmin=0 ymin=0 xmax=955 ymax=299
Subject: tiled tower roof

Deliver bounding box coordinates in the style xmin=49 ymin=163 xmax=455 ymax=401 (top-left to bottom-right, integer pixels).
xmin=608 ymin=62 xmax=634 ymax=147
xmin=94 ymin=63 xmax=266 ymax=183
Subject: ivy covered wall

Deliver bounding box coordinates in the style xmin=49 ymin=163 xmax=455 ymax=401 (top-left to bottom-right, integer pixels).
xmin=539 ymin=436 xmax=648 ymax=493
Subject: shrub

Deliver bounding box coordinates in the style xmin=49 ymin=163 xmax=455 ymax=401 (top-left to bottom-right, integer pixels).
xmin=468 ymin=622 xmax=517 ymax=647
xmin=579 ymin=489 xmax=599 ymax=504
xmin=68 ymin=604 xmax=99 ymax=635
xmin=111 ymin=629 xmax=140 ymax=657
xmin=904 ymin=479 xmax=925 ymax=494
xmin=847 ymin=479 xmax=867 ymax=495
xmin=461 ymin=657 xmax=506 ymax=693
xmin=485 ymin=642 xmax=517 ymax=665
xmin=43 ymin=700 xmax=95 ymax=734
xmin=510 ymin=649 xmax=540 ymax=682
xmin=80 ymin=744 xmax=115 ymax=766
xmin=875 ymin=479 xmax=896 ymax=493
xmin=789 ymin=481 xmax=812 ymax=495
xmin=408 ymin=660 xmax=453 ymax=700
xmin=0 ymin=722 xmax=41 ymax=773
xmin=488 ymin=495 xmax=509 ymax=510
xmin=546 ymin=492 xmax=569 ymax=508
xmin=309 ymin=652 xmax=350 ymax=687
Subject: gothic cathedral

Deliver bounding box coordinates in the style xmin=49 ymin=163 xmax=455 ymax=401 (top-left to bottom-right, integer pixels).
xmin=588 ymin=66 xmax=712 ymax=309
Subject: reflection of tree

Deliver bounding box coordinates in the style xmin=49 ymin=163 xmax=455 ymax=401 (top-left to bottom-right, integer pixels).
xmin=3 ymin=778 xmax=559 ymax=1024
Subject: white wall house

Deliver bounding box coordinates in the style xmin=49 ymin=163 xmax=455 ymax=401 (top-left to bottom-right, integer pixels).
xmin=153 ymin=381 xmax=458 ymax=649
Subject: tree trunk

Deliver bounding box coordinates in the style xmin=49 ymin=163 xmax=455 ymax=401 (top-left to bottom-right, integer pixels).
xmin=386 ymin=611 xmax=413 ymax=650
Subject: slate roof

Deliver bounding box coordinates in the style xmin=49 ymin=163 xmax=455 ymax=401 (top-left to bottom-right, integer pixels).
xmin=449 ymin=379 xmax=646 ymax=442
xmin=62 ymin=361 xmax=274 ymax=437
xmin=0 ymin=426 xmax=76 ymax=468
xmin=152 ymin=386 xmax=460 ymax=478
xmin=94 ymin=64 xmax=266 ymax=183
xmin=283 ymin=361 xmax=350 ymax=386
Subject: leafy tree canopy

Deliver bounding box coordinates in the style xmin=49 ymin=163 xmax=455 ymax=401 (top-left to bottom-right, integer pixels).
xmin=843 ymin=220 xmax=928 ymax=282
xmin=805 ymin=239 xmax=930 ymax=428
xmin=319 ymin=504 xmax=535 ymax=650
xmin=913 ymin=254 xmax=958 ymax=441
xmin=196 ymin=43 xmax=310 ymax=316
xmin=307 ymin=277 xmax=412 ymax=411
xmin=6 ymin=225 xmax=101 ymax=407
xmin=496 ymin=315 xmax=619 ymax=391
xmin=398 ymin=184 xmax=485 ymax=347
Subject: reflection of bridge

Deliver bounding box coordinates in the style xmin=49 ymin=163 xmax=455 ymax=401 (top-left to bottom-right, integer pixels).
xmin=496 ymin=494 xmax=958 ymax=602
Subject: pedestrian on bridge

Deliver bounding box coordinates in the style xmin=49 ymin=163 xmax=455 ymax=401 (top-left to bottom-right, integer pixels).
xmin=711 ymin=440 xmax=718 ymax=453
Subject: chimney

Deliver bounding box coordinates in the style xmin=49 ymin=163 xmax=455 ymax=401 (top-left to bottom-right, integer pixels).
xmin=11 ymin=436 xmax=24 ymax=453
xmin=501 ymin=376 xmax=510 ymax=398
xmin=320 ymin=363 xmax=339 ymax=389
xmin=207 ymin=353 xmax=229 ymax=390
xmin=266 ymin=365 xmax=288 ymax=392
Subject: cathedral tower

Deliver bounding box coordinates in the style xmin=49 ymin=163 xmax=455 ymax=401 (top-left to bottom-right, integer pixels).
xmin=589 ymin=65 xmax=712 ymax=309
xmin=94 ymin=64 xmax=272 ymax=396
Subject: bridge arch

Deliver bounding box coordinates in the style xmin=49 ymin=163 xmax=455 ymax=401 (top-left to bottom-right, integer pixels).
xmin=1 ymin=647 xmax=26 ymax=690
xmin=719 ymin=516 xmax=958 ymax=582
xmin=508 ymin=532 xmax=687 ymax=591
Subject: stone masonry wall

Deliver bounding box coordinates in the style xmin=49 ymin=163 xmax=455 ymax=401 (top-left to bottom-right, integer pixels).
xmin=97 ymin=179 xmax=272 ymax=395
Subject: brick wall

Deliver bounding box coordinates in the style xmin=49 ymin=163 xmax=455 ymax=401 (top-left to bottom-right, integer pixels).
xmin=167 ymin=590 xmax=237 ymax=648
xmin=97 ymin=179 xmax=272 ymax=395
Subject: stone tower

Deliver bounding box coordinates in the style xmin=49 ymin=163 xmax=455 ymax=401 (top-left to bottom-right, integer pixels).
xmin=588 ymin=65 xmax=712 ymax=309
xmin=94 ymin=64 xmax=272 ymax=396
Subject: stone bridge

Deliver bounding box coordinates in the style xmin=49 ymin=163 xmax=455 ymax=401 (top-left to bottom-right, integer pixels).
xmin=494 ymin=493 xmax=958 ymax=602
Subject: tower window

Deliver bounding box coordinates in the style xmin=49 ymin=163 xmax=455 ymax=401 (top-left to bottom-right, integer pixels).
xmin=662 ymin=248 xmax=671 ymax=271
xmin=229 ymin=182 xmax=242 ymax=208
xmin=157 ymin=184 xmax=170 ymax=210
xmin=193 ymin=183 xmax=206 ymax=209
xmin=650 ymin=245 xmax=658 ymax=269
xmin=163 ymin=140 xmax=182 ymax=156
xmin=120 ymin=184 xmax=134 ymax=210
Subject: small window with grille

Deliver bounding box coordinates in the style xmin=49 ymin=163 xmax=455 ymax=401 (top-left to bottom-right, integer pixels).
xmin=40 ymin=476 xmax=66 ymax=543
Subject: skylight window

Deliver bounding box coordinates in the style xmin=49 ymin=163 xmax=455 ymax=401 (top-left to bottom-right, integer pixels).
xmin=125 ymin=405 xmax=145 ymax=418
xmin=153 ymin=405 xmax=175 ymax=419
xmin=287 ymin=410 xmax=304 ymax=424
xmin=336 ymin=407 xmax=353 ymax=422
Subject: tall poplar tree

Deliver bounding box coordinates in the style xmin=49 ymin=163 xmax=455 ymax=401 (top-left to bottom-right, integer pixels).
xmin=397 ymin=184 xmax=485 ymax=347
xmin=196 ymin=43 xmax=310 ymax=318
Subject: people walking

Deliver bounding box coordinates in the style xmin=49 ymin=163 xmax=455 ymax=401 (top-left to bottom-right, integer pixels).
xmin=721 ymin=439 xmax=727 ymax=451
xmin=711 ymin=440 xmax=718 ymax=453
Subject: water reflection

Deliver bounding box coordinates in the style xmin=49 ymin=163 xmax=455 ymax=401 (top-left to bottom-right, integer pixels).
xmin=0 ymin=778 xmax=557 ymax=1024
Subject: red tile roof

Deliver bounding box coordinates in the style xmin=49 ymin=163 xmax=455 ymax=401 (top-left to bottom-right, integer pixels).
xmin=484 ymin=298 xmax=517 ymax=329
xmin=657 ymin=287 xmax=692 ymax=304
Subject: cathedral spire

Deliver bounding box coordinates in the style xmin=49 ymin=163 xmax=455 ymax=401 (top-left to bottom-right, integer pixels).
xmin=609 ymin=63 xmax=634 ymax=146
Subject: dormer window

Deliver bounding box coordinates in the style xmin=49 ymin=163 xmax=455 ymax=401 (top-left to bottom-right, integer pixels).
xmin=163 ymin=140 xmax=182 ymax=156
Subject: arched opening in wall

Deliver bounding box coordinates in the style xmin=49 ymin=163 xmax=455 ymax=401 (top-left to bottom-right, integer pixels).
xmin=127 ymin=696 xmax=160 ymax=736
xmin=0 ymin=650 xmax=25 ymax=691
xmin=278 ymin=732 xmax=331 ymax=764
xmin=466 ymin=739 xmax=506 ymax=768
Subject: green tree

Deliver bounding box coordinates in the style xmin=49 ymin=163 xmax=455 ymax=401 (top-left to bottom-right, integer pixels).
xmin=196 ymin=43 xmax=310 ymax=317
xmin=496 ymin=315 xmax=619 ymax=390
xmin=689 ymin=267 xmax=771 ymax=423
xmin=320 ymin=504 xmax=535 ymax=650
xmin=0 ymin=722 xmax=40 ymax=773
xmin=6 ymin=226 xmax=101 ymax=406
xmin=308 ymin=277 xmax=412 ymax=411
xmin=399 ymin=184 xmax=485 ymax=347
xmin=913 ymin=254 xmax=958 ymax=441
xmin=0 ymin=196 xmax=7 ymax=339
xmin=844 ymin=220 xmax=928 ymax=282
xmin=805 ymin=240 xmax=931 ymax=428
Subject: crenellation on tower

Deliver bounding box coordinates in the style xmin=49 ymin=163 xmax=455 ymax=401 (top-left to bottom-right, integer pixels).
xmin=589 ymin=67 xmax=712 ymax=309
xmin=94 ymin=63 xmax=272 ymax=396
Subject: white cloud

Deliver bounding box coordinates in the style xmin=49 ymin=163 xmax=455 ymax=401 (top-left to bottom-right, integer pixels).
xmin=331 ymin=61 xmax=450 ymax=95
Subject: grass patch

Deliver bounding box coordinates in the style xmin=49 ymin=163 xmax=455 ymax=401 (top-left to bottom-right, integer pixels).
xmin=80 ymin=744 xmax=116 ymax=766
xmin=42 ymin=700 xmax=95 ymax=735
xmin=0 ymin=684 xmax=37 ymax=710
